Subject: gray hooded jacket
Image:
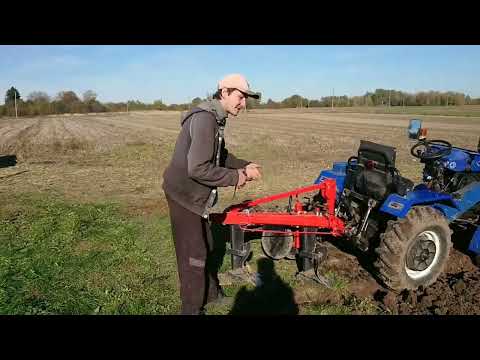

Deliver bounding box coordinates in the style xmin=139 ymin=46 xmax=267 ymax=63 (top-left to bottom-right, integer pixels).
xmin=162 ymin=99 xmax=250 ymax=217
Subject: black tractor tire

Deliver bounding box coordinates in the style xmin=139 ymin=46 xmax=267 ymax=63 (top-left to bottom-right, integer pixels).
xmin=374 ymin=206 xmax=452 ymax=291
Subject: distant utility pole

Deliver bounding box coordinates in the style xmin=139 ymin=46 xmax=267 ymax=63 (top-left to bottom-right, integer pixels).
xmin=446 ymin=95 xmax=449 ymax=106
xmin=331 ymin=88 xmax=334 ymax=109
xmin=388 ymin=90 xmax=391 ymax=107
xmin=14 ymin=91 xmax=18 ymax=118
xmin=127 ymin=101 xmax=129 ymax=113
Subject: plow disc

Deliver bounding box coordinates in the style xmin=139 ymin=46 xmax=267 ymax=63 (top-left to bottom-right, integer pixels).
xmin=261 ymin=226 xmax=295 ymax=260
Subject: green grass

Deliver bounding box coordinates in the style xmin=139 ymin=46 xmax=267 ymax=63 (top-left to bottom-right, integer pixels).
xmin=0 ymin=193 xmax=179 ymax=315
xmin=0 ymin=193 xmax=381 ymax=315
xmin=301 ymin=298 xmax=379 ymax=315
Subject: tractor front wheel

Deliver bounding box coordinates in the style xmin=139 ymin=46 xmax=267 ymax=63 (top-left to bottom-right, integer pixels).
xmin=374 ymin=206 xmax=452 ymax=291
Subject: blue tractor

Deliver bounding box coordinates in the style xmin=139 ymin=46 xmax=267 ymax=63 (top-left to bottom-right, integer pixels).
xmin=315 ymin=119 xmax=480 ymax=291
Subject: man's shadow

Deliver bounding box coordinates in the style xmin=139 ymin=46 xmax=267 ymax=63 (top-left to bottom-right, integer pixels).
xmin=229 ymin=257 xmax=299 ymax=315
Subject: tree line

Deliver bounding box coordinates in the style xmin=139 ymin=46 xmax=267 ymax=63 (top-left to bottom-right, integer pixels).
xmin=250 ymin=89 xmax=480 ymax=109
xmin=2 ymin=87 xmax=480 ymax=118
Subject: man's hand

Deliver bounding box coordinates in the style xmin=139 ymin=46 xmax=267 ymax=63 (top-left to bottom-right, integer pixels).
xmin=236 ymin=168 xmax=248 ymax=188
xmin=245 ymin=163 xmax=262 ymax=180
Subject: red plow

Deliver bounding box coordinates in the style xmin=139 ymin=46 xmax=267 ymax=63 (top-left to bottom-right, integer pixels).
xmin=210 ymin=179 xmax=345 ymax=285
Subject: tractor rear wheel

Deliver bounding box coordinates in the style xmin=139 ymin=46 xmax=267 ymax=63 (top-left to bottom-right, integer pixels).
xmin=374 ymin=206 xmax=452 ymax=291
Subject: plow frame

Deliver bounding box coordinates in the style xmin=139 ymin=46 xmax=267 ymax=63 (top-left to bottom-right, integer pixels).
xmin=210 ymin=179 xmax=346 ymax=271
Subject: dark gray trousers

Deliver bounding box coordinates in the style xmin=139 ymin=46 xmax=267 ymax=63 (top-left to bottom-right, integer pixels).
xmin=165 ymin=194 xmax=220 ymax=315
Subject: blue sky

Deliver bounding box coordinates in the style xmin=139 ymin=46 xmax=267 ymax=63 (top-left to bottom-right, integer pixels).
xmin=0 ymin=45 xmax=479 ymax=105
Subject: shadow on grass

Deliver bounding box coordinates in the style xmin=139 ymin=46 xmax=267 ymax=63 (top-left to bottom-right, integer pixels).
xmin=229 ymin=257 xmax=299 ymax=315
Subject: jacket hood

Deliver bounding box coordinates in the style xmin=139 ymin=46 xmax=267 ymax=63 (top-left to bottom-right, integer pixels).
xmin=180 ymin=99 xmax=228 ymax=126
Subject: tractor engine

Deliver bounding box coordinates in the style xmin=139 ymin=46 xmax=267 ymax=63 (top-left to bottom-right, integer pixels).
xmin=423 ymin=160 xmax=480 ymax=193
xmin=421 ymin=146 xmax=480 ymax=193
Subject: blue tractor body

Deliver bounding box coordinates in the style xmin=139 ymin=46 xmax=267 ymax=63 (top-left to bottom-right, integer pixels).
xmin=438 ymin=147 xmax=480 ymax=173
xmin=222 ymin=118 xmax=479 ymax=292
xmin=314 ymin=161 xmax=348 ymax=197
xmin=315 ymin=132 xmax=480 ymax=258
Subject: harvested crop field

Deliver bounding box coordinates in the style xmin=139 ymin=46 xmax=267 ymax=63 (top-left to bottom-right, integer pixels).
xmin=1 ymin=108 xmax=479 ymax=315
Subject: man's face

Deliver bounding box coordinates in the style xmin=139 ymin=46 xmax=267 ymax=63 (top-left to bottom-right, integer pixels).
xmin=222 ymin=88 xmax=247 ymax=116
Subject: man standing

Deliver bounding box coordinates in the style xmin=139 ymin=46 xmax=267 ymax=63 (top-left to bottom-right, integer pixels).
xmin=162 ymin=74 xmax=262 ymax=315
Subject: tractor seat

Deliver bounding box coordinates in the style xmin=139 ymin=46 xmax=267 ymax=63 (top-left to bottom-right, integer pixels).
xmin=348 ymin=140 xmax=413 ymax=201
xmin=357 ymin=140 xmax=396 ymax=170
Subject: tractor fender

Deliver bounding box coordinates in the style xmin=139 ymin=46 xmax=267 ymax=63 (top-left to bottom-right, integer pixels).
xmin=380 ymin=185 xmax=455 ymax=219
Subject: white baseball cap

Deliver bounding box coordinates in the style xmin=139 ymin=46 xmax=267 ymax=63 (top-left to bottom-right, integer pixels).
xmin=218 ymin=73 xmax=260 ymax=99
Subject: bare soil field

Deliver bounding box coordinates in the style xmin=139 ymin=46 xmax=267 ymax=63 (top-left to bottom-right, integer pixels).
xmin=1 ymin=108 xmax=479 ymax=315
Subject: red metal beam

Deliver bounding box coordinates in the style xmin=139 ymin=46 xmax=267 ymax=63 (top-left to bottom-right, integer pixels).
xmin=221 ymin=212 xmax=344 ymax=236
xmin=209 ymin=178 xmax=345 ymax=237
xmin=226 ymin=179 xmax=337 ymax=215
